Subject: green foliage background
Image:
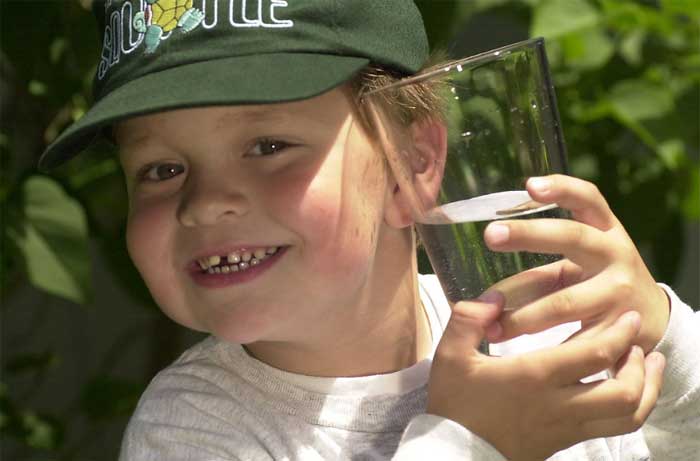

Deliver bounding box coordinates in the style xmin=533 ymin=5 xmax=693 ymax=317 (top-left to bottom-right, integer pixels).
xmin=1 ymin=0 xmax=698 ymax=458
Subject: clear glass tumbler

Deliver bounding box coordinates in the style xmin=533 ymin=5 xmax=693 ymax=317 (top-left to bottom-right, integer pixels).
xmin=364 ymin=38 xmax=570 ymax=354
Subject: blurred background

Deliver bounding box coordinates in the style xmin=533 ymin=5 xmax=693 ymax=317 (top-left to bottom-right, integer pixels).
xmin=1 ymin=0 xmax=698 ymax=459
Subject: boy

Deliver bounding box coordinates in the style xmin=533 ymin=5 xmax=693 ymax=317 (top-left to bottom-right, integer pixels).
xmin=40 ymin=1 xmax=699 ymax=459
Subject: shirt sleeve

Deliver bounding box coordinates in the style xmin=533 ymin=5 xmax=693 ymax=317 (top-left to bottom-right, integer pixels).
xmin=392 ymin=414 xmax=506 ymax=461
xmin=642 ymin=284 xmax=700 ymax=460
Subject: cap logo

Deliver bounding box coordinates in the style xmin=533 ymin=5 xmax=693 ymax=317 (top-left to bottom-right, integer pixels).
xmin=133 ymin=0 xmax=206 ymax=54
xmin=98 ymin=0 xmax=294 ymax=80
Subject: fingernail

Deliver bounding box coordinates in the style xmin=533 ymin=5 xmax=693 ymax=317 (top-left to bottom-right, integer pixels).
xmin=486 ymin=223 xmax=509 ymax=245
xmin=620 ymin=311 xmax=641 ymax=331
xmin=478 ymin=290 xmax=502 ymax=304
xmin=528 ymin=177 xmax=551 ymax=194
xmin=632 ymin=345 xmax=643 ymax=357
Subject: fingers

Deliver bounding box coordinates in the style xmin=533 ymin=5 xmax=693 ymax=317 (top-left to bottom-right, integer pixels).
xmin=531 ymin=311 xmax=641 ymax=386
xmin=525 ymin=174 xmax=619 ymax=231
xmin=578 ymin=351 xmax=666 ymax=439
xmin=557 ymin=345 xmax=645 ymax=420
xmin=495 ymin=273 xmax=626 ymax=340
xmin=484 ymin=217 xmax=612 ymax=270
xmin=437 ymin=291 xmax=505 ymax=356
xmin=488 ymin=258 xmax=583 ymax=312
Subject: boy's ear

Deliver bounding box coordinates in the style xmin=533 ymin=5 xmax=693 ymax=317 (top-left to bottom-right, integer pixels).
xmin=385 ymin=118 xmax=447 ymax=229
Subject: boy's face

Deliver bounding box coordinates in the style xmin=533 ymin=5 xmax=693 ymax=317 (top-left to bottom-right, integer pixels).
xmin=116 ymin=87 xmax=412 ymax=346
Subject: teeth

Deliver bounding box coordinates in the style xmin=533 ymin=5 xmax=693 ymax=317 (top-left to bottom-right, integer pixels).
xmin=199 ymin=246 xmax=280 ymax=272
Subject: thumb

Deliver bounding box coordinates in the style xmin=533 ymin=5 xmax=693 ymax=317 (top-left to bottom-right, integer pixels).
xmin=438 ymin=291 xmax=504 ymax=355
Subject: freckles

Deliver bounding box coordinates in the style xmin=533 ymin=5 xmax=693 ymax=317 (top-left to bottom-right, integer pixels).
xmin=293 ymin=179 xmax=341 ymax=226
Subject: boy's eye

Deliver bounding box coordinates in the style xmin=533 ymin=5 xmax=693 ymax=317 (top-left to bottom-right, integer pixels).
xmin=248 ymin=138 xmax=291 ymax=156
xmin=140 ymin=163 xmax=185 ymax=182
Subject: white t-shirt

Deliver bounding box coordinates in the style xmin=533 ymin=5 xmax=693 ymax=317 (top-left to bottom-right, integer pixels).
xmin=119 ymin=274 xmax=700 ymax=460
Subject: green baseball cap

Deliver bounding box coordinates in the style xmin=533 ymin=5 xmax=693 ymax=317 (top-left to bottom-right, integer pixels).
xmin=38 ymin=0 xmax=429 ymax=170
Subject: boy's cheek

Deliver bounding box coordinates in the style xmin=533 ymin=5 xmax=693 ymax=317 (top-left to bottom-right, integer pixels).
xmin=125 ymin=204 xmax=176 ymax=289
xmin=126 ymin=208 xmax=206 ymax=330
xmin=126 ymin=206 xmax=161 ymax=260
xmin=295 ymin=198 xmax=379 ymax=276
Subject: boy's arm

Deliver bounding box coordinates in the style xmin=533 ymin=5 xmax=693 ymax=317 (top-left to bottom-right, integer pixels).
xmin=642 ymin=285 xmax=700 ymax=459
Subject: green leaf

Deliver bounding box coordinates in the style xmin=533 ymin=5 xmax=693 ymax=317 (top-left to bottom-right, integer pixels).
xmin=66 ymin=156 xmax=120 ymax=190
xmin=601 ymin=0 xmax=653 ymax=31
xmin=531 ymin=0 xmax=600 ymax=39
xmin=13 ymin=176 xmax=91 ymax=304
xmin=679 ymin=53 xmax=700 ymax=74
xmin=681 ymin=165 xmax=700 ymax=220
xmin=569 ymin=152 xmax=599 ymax=180
xmin=660 ymin=0 xmax=700 ymax=19
xmin=560 ymin=26 xmax=614 ymax=70
xmin=20 ymin=411 xmax=63 ymax=450
xmin=567 ymin=98 xmax=611 ymax=123
xmin=619 ymin=29 xmax=646 ymax=66
xmin=28 ymin=80 xmax=47 ymax=97
xmin=49 ymin=37 xmax=68 ymax=64
xmin=656 ymin=138 xmax=685 ymax=170
xmin=608 ymin=79 xmax=675 ymax=122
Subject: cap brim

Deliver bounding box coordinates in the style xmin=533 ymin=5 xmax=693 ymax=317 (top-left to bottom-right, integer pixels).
xmin=39 ymin=53 xmax=369 ymax=170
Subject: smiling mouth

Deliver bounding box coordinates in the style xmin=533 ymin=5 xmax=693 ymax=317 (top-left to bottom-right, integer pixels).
xmin=196 ymin=247 xmax=280 ymax=274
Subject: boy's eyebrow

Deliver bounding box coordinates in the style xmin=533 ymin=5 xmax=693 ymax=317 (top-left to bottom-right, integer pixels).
xmin=117 ymin=107 xmax=299 ymax=148
xmin=212 ymin=107 xmax=293 ymax=130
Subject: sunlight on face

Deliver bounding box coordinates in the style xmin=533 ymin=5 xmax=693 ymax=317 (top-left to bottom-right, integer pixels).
xmin=115 ymin=87 xmax=412 ymax=349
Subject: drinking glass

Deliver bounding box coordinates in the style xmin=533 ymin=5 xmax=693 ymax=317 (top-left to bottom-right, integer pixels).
xmin=364 ymin=38 xmax=569 ymax=354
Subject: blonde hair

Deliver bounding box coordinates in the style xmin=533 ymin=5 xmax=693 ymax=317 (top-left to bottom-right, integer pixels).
xmin=349 ymin=50 xmax=452 ymax=141
xmin=347 ymin=52 xmax=455 ymax=250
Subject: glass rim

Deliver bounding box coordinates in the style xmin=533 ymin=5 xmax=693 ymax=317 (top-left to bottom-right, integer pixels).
xmin=363 ymin=37 xmax=545 ymax=97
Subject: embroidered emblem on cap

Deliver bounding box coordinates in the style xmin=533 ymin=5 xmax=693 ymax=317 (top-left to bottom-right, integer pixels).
xmin=133 ymin=0 xmax=204 ymax=54
xmin=98 ymin=0 xmax=295 ymax=80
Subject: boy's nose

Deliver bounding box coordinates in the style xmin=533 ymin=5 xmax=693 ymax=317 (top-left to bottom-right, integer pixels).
xmin=176 ymin=176 xmax=251 ymax=227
